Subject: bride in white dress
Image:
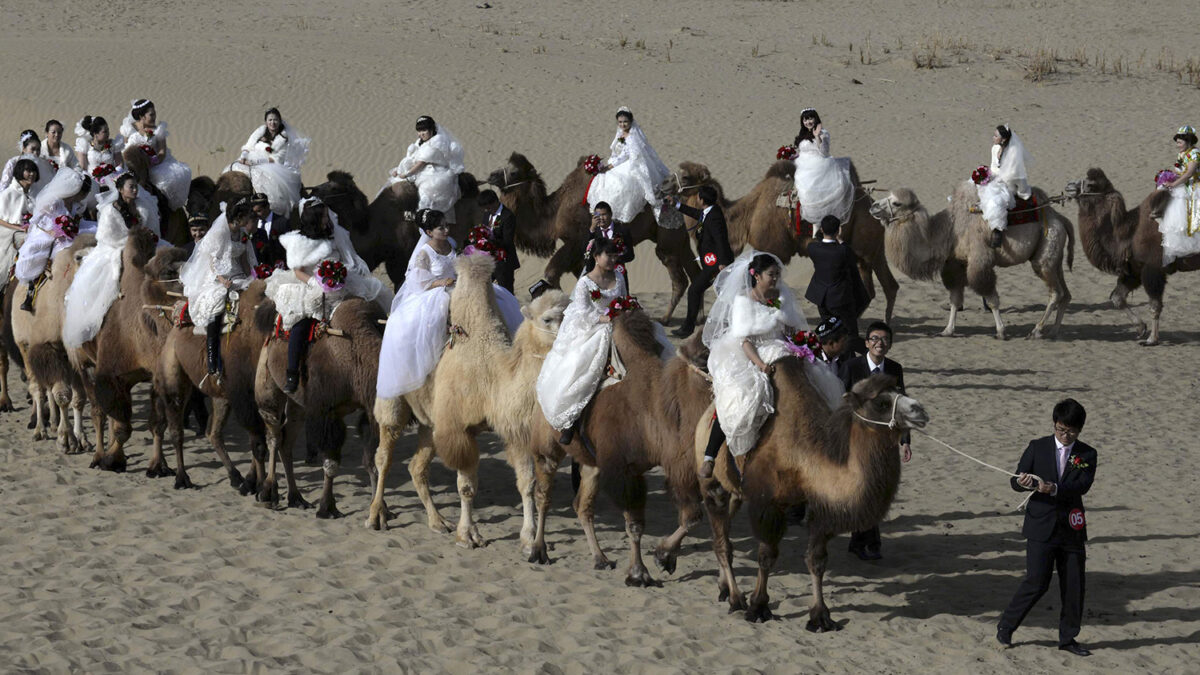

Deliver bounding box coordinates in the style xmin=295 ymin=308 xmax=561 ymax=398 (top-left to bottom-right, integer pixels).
xmin=376 ymin=209 xmax=524 ymax=398
xmin=39 ymin=120 xmax=78 ymax=172
xmin=536 ymin=238 xmax=628 ymax=444
xmin=15 ymin=167 xmax=94 ymax=311
xmin=792 ymin=108 xmax=854 ymax=226
xmin=977 ymin=124 xmax=1033 ymax=245
xmin=62 ymin=173 xmax=162 ymax=349
xmin=586 ymin=106 xmax=670 ymax=224
xmin=1158 ymin=125 xmax=1200 ymax=265
xmin=120 ymin=98 xmax=193 ymax=210
xmin=383 ymin=116 xmax=465 ymax=223
xmin=224 ymin=108 xmax=309 ymax=215
xmin=73 ymin=115 xmax=125 ymax=209
xmin=699 ymin=249 xmax=844 ymax=471
xmin=1 ymin=130 xmax=56 ymax=194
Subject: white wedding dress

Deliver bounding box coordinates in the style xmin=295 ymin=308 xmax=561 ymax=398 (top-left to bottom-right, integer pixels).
xmin=586 ymin=116 xmax=670 ymax=224
xmin=224 ymin=124 xmax=309 ymax=215
xmin=74 ymin=127 xmax=126 ymax=210
xmin=977 ymin=132 xmax=1033 ymax=232
xmin=15 ymin=169 xmax=97 ymax=284
xmin=1 ymin=153 xmax=55 ymax=195
xmin=1159 ymin=147 xmax=1200 ymax=265
xmin=536 ymin=273 xmax=628 ymax=431
xmin=792 ymin=129 xmax=854 ymax=225
xmin=703 ymin=249 xmax=843 ymax=456
xmin=0 ymin=177 xmax=37 ymax=276
xmin=120 ymin=117 xmax=193 ymax=210
xmin=382 ymin=123 xmax=465 ymax=223
xmin=179 ymin=207 xmax=257 ymax=333
xmin=376 ymin=240 xmax=524 ymax=398
xmin=40 ymin=141 xmax=77 ymax=172
xmin=62 ymin=193 xmax=162 ymax=348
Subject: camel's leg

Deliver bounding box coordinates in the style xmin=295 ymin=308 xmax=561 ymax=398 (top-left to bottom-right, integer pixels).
xmin=316 ymin=454 xmax=343 ymax=520
xmin=745 ymin=505 xmax=784 ymax=623
xmin=623 ymin=499 xmax=659 ymax=588
xmin=52 ymin=382 xmax=72 ymax=454
xmin=91 ymin=378 xmax=131 ymax=473
xmin=1140 ymin=268 xmax=1166 ymax=346
xmin=985 ymin=292 xmax=1006 ymax=340
xmin=0 ymin=348 xmax=11 ymax=412
xmin=279 ymin=403 xmax=310 ymax=509
xmin=162 ymin=385 xmax=193 ymax=490
xmin=1028 ymin=256 xmax=1071 ymax=340
xmin=655 ymin=242 xmax=696 ymax=324
xmin=805 ymin=529 xmax=840 ymax=632
xmin=1144 ymin=297 xmax=1164 ymax=347
xmin=203 ymin=398 xmax=244 ymax=491
xmin=704 ymin=486 xmax=747 ymax=612
xmin=145 ymin=385 xmax=176 ymax=481
xmin=543 ymin=240 xmax=586 ymax=289
xmin=366 ymin=421 xmax=401 ymax=531
xmin=528 ymin=450 xmax=561 ymax=565
xmin=454 ymin=465 xmax=484 ymax=549
xmin=409 ymin=425 xmax=451 ymax=534
xmin=873 ymin=259 xmax=899 ymax=325
xmin=857 ymin=259 xmax=877 ymax=308
xmin=653 ymin=494 xmax=703 ymax=576
xmin=573 ymin=463 xmax=614 ymax=569
xmin=1109 ymin=276 xmax=1148 ymax=338
xmin=507 ymin=449 xmax=538 ymax=559
xmin=245 ymin=432 xmax=267 ymax=498
xmin=29 ymin=381 xmax=47 ymax=441
xmin=256 ymin=389 xmax=286 ymax=507
xmin=938 ymin=263 xmax=967 ymax=337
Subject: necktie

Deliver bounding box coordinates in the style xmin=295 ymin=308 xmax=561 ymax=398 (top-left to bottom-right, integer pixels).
xmin=872 ymin=366 xmax=881 ymax=375
xmin=1058 ymin=446 xmax=1068 ymax=479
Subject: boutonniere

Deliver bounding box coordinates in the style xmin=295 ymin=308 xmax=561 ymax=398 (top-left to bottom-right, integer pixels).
xmin=145 ymin=128 xmax=155 ymax=138
xmin=1068 ymin=454 xmax=1090 ymax=470
xmin=617 ymin=136 xmax=626 ymax=144
xmin=263 ymin=145 xmax=273 ymax=153
xmin=763 ymin=298 xmax=781 ymax=309
xmin=238 ymin=231 xmax=250 ymax=243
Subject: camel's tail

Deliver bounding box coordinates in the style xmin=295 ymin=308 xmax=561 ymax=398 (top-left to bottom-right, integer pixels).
xmin=1061 ymin=211 xmax=1076 ymax=271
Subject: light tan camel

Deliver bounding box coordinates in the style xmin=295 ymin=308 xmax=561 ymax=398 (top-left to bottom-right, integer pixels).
xmin=671 ymin=160 xmax=899 ymax=322
xmin=869 ymin=182 xmax=1074 ymax=339
xmin=369 ymin=253 xmax=570 ymax=557
xmin=9 ymin=234 xmax=98 ymax=454
xmin=485 ymin=153 xmax=698 ymax=323
xmin=699 ymin=369 xmax=928 ymax=629
xmin=254 ymin=296 xmax=388 ymax=517
xmin=1066 ymin=168 xmax=1200 ymax=345
xmin=155 ymin=281 xmax=274 ymax=495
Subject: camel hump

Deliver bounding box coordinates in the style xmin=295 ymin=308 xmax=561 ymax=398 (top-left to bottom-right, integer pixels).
xmin=765 ymin=160 xmax=795 ymax=182
xmin=457 ymin=172 xmax=480 ymax=200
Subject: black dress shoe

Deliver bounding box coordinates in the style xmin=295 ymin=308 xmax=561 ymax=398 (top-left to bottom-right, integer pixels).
xmin=996 ymin=627 xmax=1013 ymax=648
xmin=670 ymin=325 xmax=694 ymax=338
xmin=1058 ymin=641 xmax=1091 ymax=657
xmin=283 ymin=371 xmax=300 ymax=394
xmin=558 ymin=427 xmax=574 ymax=445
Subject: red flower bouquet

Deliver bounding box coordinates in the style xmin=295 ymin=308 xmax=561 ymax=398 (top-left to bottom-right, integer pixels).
xmin=91 ymin=163 xmax=116 ymax=181
xmin=140 ymin=144 xmax=161 ymax=165
xmin=52 ymin=214 xmax=80 ymax=240
xmin=785 ymin=329 xmax=824 ymax=363
xmin=462 ymin=226 xmax=507 ymax=262
xmin=252 ymin=263 xmax=274 ymax=280
xmin=604 ymin=294 xmax=641 ymax=319
xmin=583 ymin=154 xmax=603 ymax=176
xmin=777 ymin=145 xmax=798 ymax=161
xmin=971 ymin=166 xmax=992 ymax=186
xmin=316 ymin=259 xmax=348 ymax=292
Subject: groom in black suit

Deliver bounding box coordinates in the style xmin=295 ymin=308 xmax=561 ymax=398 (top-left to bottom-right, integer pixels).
xmin=671 ymin=185 xmax=734 ymax=337
xmin=997 ymin=398 xmax=1097 ymax=657
xmin=477 ymin=190 xmax=520 ymax=292
xmin=805 ymin=215 xmax=869 ymax=343
xmin=249 ymin=193 xmax=292 ymax=269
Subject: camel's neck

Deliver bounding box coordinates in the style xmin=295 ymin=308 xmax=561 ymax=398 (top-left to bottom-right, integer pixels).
xmin=884 ymin=208 xmax=952 ymax=281
xmin=1076 ymin=193 xmax=1134 ymax=275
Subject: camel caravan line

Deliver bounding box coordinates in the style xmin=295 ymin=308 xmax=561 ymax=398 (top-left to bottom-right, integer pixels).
xmin=0 ymin=132 xmax=1186 ymax=629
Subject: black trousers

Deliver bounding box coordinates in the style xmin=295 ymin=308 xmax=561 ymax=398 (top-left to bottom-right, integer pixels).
xmin=999 ymin=536 xmax=1086 ymax=645
xmin=287 ymin=318 xmax=316 ymax=375
xmin=493 ymin=264 xmax=515 ymax=295
xmin=681 ymin=265 xmax=720 ymax=331
xmin=703 ymin=418 xmax=725 ymax=459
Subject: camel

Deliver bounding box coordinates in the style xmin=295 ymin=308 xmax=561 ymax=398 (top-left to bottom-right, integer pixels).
xmin=698 ymin=367 xmax=928 ymax=629
xmin=485 ymin=153 xmax=699 ymax=322
xmin=7 ymin=235 xmax=98 ymax=455
xmin=368 ymin=253 xmax=571 ymax=558
xmin=669 ymin=160 xmax=899 ymax=323
xmin=556 ymin=311 xmax=716 ymax=586
xmin=1066 ymin=168 xmax=1200 ymax=346
xmin=307 ymin=171 xmax=483 ymax=288
xmin=69 ymin=228 xmax=183 ymax=477
xmin=155 ymin=280 xmax=274 ymax=495
xmin=253 ymin=296 xmax=387 ymax=517
xmin=869 ymin=182 xmax=1075 ymax=339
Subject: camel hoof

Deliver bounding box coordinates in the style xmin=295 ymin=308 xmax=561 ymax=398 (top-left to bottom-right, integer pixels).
xmin=227 ymin=470 xmax=244 ymax=491
xmin=593 ymin=555 xmax=616 ymax=570
xmin=1026 ymin=330 xmax=1044 ymax=340
xmin=316 ymin=502 xmax=343 ymax=519
xmin=718 ymin=585 xmax=730 ymax=602
xmin=288 ymin=492 xmax=312 ymax=510
xmin=728 ymin=595 xmax=749 ymax=613
xmin=96 ymin=453 xmax=127 ymax=473
xmin=624 ymin=571 xmax=660 ymax=588
xmin=0 ymin=398 xmax=13 ymax=413
xmin=1138 ymin=338 xmax=1160 ymax=347
xmin=653 ymin=549 xmax=677 ymax=575
xmin=995 ymin=332 xmax=1007 ymax=341
xmin=33 ymin=430 xmax=46 ymax=441
xmin=174 ymin=471 xmax=194 ymax=490
xmin=936 ymin=331 xmax=957 ymax=338
xmin=239 ymin=475 xmax=258 ymax=497
xmin=455 ymin=527 xmax=485 ymax=549
xmin=744 ymin=604 xmax=773 ymax=623
xmin=427 ymin=517 xmax=452 ymax=534
xmin=526 ymin=543 xmax=551 ymax=565
xmin=805 ymin=616 xmax=841 ymax=633
xmin=256 ymin=482 xmax=279 ymax=506
xmin=146 ymin=462 xmax=175 ymax=478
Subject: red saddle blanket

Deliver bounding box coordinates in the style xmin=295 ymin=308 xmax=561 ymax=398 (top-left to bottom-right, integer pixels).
xmin=1008 ymin=194 xmax=1040 ymax=227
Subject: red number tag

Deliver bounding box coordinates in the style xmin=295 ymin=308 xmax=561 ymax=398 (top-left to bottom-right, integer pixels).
xmin=703 ymin=252 xmax=717 ymax=267
xmin=1068 ymin=508 xmax=1085 ymax=531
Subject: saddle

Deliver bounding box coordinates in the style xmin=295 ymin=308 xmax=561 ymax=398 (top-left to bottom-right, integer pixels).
xmin=173 ymin=292 xmax=242 ymax=334
xmin=968 ymin=193 xmax=1043 ymax=227
xmin=271 ymin=314 xmax=329 ymax=343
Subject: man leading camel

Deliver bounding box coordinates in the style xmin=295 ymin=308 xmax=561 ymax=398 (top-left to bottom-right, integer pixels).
xmin=671 ymin=185 xmax=733 ymax=338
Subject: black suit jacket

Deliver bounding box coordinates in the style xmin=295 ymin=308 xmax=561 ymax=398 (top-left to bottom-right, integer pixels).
xmin=251 ymin=212 xmax=292 ymax=268
xmin=485 ymin=205 xmax=520 ymax=271
xmin=805 ymin=239 xmax=868 ymax=311
xmin=584 ymin=222 xmax=635 ymax=271
xmin=840 ymin=354 xmax=909 ymax=444
xmin=676 ymin=203 xmax=734 ymax=271
xmin=1009 ymin=437 xmax=1097 ymax=544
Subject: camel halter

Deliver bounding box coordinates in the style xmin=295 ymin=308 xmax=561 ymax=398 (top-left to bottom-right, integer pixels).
xmin=498 ymin=166 xmax=530 ymax=190
xmin=851 ymin=393 xmax=901 ymax=430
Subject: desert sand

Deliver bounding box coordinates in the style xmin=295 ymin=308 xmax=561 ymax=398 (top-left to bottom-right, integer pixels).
xmin=1 ymin=0 xmax=1199 ymax=672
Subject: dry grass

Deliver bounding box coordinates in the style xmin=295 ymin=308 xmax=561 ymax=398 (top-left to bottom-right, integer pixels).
xmin=1023 ymin=47 xmax=1058 ymax=82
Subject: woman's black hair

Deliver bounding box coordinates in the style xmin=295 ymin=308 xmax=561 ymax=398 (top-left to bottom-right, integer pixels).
xmin=748 ymin=253 xmax=780 ymax=287
xmin=76 ymin=175 xmax=93 ymax=198
xmin=615 ymin=109 xmax=634 ymax=123
xmin=415 ymin=116 xmax=438 ymax=138
xmin=417 ymin=208 xmax=445 ymax=233
xmin=12 ymin=158 xmax=39 ymax=183
xmin=44 ymin=119 xmax=63 ymax=134
xmin=1174 ymin=130 xmax=1199 ymax=147
xmin=131 ymin=99 xmax=155 ymax=121
xmin=81 ymin=115 xmax=108 ymax=136
xmin=115 ymin=173 xmax=137 ymax=192
xmin=995 ymin=124 xmax=1012 ymax=145
xmin=19 ymin=129 xmax=39 ymax=150
xmin=114 ymin=174 xmax=140 ymax=227
xmin=262 ymin=107 xmax=286 ymax=141
xmin=590 ymin=236 xmax=620 ymax=259
xmin=298 ymin=202 xmax=334 ymax=239
xmin=794 ymin=109 xmax=823 ymax=146
xmin=227 ymin=198 xmax=253 ymax=223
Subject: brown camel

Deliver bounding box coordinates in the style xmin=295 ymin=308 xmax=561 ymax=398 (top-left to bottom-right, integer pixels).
xmin=254 ymin=296 xmax=388 ymax=517
xmin=155 ymin=280 xmax=274 ymax=495
xmin=69 ymin=228 xmax=183 ymax=477
xmin=485 ymin=153 xmax=698 ymax=323
xmin=368 ymin=253 xmax=570 ymax=558
xmin=1066 ymin=168 xmax=1198 ymax=345
xmin=307 ymin=171 xmax=482 ymax=288
xmin=670 ymin=160 xmax=899 ymax=323
xmin=120 ymin=146 xmax=202 ymax=246
xmin=699 ymin=368 xmax=928 ymax=629
xmin=210 ymin=171 xmax=254 ymax=217
xmin=557 ymin=310 xmax=716 ymax=586
xmin=8 ymin=235 xmax=98 ymax=454
xmin=869 ymin=182 xmax=1074 ymax=339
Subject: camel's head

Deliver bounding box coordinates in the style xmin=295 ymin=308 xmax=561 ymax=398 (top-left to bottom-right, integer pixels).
xmin=519 ymin=289 xmax=568 ymax=350
xmin=675 ymin=328 xmax=710 ymax=374
xmin=453 ymin=249 xmax=498 ymax=287
xmin=486 ymin=152 xmax=538 ymax=194
xmin=846 ymin=375 xmax=929 ymax=432
xmin=869 ymin=188 xmax=921 ymax=227
xmin=308 ymin=171 xmax=369 ymax=234
xmin=1066 ymin=168 xmax=1113 ymax=200
xmin=669 ymin=161 xmax=712 ymax=203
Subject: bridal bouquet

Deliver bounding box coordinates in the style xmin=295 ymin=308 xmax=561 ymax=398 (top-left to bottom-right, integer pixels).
xmin=583 ymin=154 xmax=603 ymax=176
xmin=316 ymin=259 xmax=347 ymax=292
xmin=776 ymin=145 xmax=798 ymax=161
xmin=785 ymin=329 xmax=823 ymax=363
xmin=52 ymin=214 xmax=81 ymax=240
xmin=605 ymin=295 xmax=641 ymax=319
xmin=463 ymin=226 xmax=506 ymax=261
xmin=971 ymin=166 xmax=992 ymax=186
xmin=1156 ymin=169 xmax=1178 ymax=188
